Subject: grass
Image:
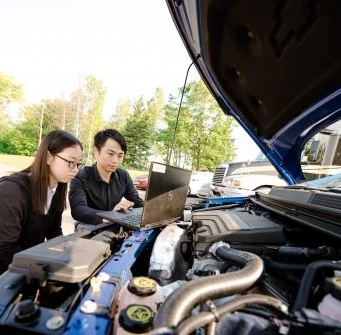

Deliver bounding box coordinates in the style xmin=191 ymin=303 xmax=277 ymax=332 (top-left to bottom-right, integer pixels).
xmin=0 ymin=154 xmax=147 ymax=177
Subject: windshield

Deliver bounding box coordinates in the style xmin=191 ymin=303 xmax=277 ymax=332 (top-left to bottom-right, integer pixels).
xmin=304 ymin=173 xmax=341 ymax=189
xmin=254 ymin=152 xmax=267 ymax=160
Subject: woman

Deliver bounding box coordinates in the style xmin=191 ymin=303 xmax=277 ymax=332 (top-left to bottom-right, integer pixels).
xmin=0 ymin=130 xmax=83 ymax=274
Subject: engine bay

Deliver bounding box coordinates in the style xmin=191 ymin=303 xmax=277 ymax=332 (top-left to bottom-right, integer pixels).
xmin=1 ymin=187 xmax=341 ymax=335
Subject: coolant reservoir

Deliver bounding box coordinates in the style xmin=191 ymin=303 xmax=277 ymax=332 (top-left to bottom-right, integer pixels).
xmin=148 ymin=225 xmax=186 ymax=285
xmin=318 ymin=277 xmax=341 ymax=322
xmin=116 ymin=304 xmax=155 ymax=335
xmin=114 ymin=277 xmax=164 ymax=334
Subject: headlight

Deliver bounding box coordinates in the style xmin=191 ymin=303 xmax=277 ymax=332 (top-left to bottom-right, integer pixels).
xmin=233 ymin=180 xmax=241 ymax=187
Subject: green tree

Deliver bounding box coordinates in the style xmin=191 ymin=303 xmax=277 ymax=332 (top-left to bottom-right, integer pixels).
xmin=0 ymin=126 xmax=37 ymax=156
xmin=14 ymin=98 xmax=75 ymax=153
xmin=147 ymin=87 xmax=165 ymax=128
xmin=156 ymin=94 xmax=178 ymax=163
xmin=122 ymin=97 xmax=153 ymax=170
xmin=157 ymin=80 xmax=236 ymax=170
xmin=67 ymin=75 xmax=106 ymax=163
xmin=185 ymin=80 xmax=235 ymax=171
xmin=79 ymin=75 xmax=106 ymax=164
xmin=0 ymin=73 xmax=23 ymax=112
xmin=157 ymin=93 xmax=193 ymax=167
xmin=106 ymin=98 xmax=133 ymax=131
xmin=0 ymin=72 xmax=24 ymax=133
xmin=0 ymin=103 xmax=45 ymax=155
xmin=42 ymin=97 xmax=74 ymax=131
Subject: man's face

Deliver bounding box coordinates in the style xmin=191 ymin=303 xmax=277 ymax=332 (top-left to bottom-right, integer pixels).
xmin=95 ymin=138 xmax=124 ymax=173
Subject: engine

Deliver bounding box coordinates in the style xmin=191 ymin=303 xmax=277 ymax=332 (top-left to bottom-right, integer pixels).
xmin=1 ymin=199 xmax=341 ymax=335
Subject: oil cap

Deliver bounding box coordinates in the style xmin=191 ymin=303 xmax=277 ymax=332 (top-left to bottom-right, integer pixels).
xmin=127 ymin=277 xmax=157 ymax=296
xmin=119 ymin=304 xmax=155 ymax=333
xmin=15 ymin=300 xmax=41 ymax=323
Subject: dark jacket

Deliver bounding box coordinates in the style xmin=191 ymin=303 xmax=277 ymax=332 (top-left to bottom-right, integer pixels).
xmin=0 ymin=172 xmax=63 ymax=274
xmin=69 ymin=164 xmax=144 ymax=225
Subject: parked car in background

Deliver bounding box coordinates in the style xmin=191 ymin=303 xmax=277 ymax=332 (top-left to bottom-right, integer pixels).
xmin=188 ymin=171 xmax=213 ymax=196
xmin=137 ymin=176 xmax=148 ymax=190
xmin=133 ymin=174 xmax=148 ymax=189
xmin=222 ymin=173 xmax=287 ymax=196
xmin=197 ymin=181 xmax=213 ymax=198
xmin=211 ymin=152 xmax=274 ymax=196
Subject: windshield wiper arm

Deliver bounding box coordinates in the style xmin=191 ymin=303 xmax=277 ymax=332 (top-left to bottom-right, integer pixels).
xmin=325 ymin=187 xmax=341 ymax=194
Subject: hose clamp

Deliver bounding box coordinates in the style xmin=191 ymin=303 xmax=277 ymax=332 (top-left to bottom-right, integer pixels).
xmin=206 ymin=300 xmax=220 ymax=321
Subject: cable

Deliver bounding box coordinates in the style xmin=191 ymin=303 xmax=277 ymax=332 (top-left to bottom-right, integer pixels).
xmin=168 ymin=54 xmax=200 ymax=164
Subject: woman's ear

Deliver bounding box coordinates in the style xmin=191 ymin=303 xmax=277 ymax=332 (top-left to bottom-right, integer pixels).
xmin=46 ymin=151 xmax=53 ymax=165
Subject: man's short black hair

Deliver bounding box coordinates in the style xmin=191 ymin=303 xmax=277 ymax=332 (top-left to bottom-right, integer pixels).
xmin=94 ymin=129 xmax=127 ymax=153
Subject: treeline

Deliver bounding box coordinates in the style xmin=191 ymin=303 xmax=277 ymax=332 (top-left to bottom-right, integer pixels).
xmin=0 ymin=72 xmax=236 ymax=171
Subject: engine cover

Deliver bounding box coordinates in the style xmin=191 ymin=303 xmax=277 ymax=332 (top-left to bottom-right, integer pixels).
xmin=192 ymin=208 xmax=285 ymax=253
xmin=8 ymin=236 xmax=111 ymax=283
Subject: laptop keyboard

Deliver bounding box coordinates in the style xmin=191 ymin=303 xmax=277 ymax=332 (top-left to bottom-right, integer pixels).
xmin=114 ymin=213 xmax=142 ymax=227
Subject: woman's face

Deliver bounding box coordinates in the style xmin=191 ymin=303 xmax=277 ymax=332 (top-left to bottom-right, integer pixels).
xmin=48 ymin=145 xmax=83 ymax=187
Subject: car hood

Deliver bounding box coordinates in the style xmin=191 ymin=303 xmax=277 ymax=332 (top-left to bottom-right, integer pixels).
xmin=166 ymin=0 xmax=341 ymax=183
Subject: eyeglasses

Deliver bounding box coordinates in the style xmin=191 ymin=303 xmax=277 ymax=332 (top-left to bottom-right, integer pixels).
xmin=55 ymin=154 xmax=83 ymax=169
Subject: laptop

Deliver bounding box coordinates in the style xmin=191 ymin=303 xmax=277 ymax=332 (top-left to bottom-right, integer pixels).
xmin=96 ymin=162 xmax=192 ymax=231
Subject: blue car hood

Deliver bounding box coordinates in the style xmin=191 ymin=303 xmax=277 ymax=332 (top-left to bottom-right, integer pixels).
xmin=166 ymin=0 xmax=341 ymax=184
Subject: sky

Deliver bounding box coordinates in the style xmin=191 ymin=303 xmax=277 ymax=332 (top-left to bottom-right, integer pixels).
xmin=0 ymin=0 xmax=259 ymax=161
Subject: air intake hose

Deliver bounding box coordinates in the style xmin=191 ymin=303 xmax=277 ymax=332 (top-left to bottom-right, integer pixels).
xmin=153 ymin=246 xmax=264 ymax=328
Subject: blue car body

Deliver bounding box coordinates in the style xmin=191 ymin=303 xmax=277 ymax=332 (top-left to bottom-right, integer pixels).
xmin=165 ymin=0 xmax=341 ymax=184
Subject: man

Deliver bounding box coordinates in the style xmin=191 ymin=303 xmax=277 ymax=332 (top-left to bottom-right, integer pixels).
xmin=69 ymin=129 xmax=144 ymax=225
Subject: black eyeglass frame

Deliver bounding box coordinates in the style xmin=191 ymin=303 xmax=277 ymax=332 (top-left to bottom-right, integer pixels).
xmin=55 ymin=154 xmax=83 ymax=169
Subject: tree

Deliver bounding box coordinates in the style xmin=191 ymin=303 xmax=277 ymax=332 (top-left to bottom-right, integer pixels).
xmin=15 ymin=98 xmax=75 ymax=151
xmin=42 ymin=97 xmax=73 ymax=131
xmin=79 ymin=75 xmax=106 ymax=164
xmin=106 ymin=99 xmax=133 ymax=131
xmin=147 ymin=87 xmax=166 ymax=128
xmin=0 ymin=72 xmax=23 ymax=112
xmin=0 ymin=127 xmax=36 ymax=156
xmin=0 ymin=72 xmax=24 ymax=132
xmin=122 ymin=97 xmax=154 ymax=170
xmin=185 ymin=80 xmax=236 ymax=171
xmin=67 ymin=75 xmax=106 ymax=163
xmin=0 ymin=103 xmax=45 ymax=155
xmin=157 ymin=80 xmax=236 ymax=171
xmin=35 ymin=98 xmax=75 ymax=143
xmin=156 ymin=94 xmax=179 ymax=163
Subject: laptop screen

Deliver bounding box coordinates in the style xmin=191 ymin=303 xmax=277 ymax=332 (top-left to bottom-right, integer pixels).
xmin=140 ymin=162 xmax=192 ymax=227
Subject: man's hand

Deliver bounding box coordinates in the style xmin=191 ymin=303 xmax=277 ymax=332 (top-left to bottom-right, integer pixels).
xmin=114 ymin=200 xmax=134 ymax=212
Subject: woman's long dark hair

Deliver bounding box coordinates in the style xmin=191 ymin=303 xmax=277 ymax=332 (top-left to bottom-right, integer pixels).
xmin=23 ymin=130 xmax=83 ymax=215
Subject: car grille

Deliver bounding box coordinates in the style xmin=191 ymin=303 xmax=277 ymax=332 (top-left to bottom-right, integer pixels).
xmin=213 ymin=167 xmax=228 ymax=184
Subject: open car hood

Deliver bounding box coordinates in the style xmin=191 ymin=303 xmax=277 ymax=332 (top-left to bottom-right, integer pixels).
xmin=166 ymin=0 xmax=341 ymax=183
